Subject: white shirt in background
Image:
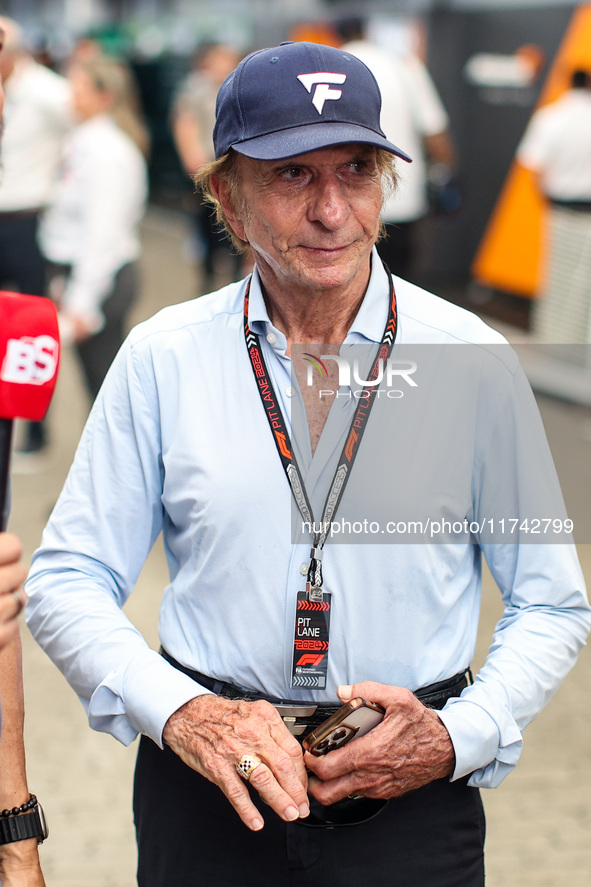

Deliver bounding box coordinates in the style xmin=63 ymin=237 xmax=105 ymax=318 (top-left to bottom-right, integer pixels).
xmin=0 ymin=57 xmax=72 ymax=212
xmin=343 ymin=41 xmax=449 ymax=223
xmin=517 ymin=88 xmax=591 ymax=201
xmin=39 ymin=114 xmax=148 ymax=328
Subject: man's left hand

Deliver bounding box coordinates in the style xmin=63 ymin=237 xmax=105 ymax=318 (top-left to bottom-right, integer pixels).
xmin=304 ymin=680 xmax=456 ymax=805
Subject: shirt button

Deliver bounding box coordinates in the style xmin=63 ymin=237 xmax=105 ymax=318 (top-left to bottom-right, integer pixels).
xmin=266 ymin=332 xmax=277 ymax=344
xmin=299 ymin=563 xmax=308 ymax=575
xmin=285 ymin=387 xmax=295 ymax=397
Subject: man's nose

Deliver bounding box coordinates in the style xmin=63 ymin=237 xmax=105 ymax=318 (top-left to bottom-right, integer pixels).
xmin=307 ymin=175 xmax=349 ymax=229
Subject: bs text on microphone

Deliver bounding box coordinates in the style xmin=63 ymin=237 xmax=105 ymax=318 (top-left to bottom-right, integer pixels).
xmin=0 ymin=291 xmax=60 ymax=529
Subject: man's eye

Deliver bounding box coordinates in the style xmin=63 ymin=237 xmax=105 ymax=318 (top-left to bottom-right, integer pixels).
xmin=279 ymin=166 xmax=305 ymax=180
xmin=347 ymin=160 xmax=369 ymax=175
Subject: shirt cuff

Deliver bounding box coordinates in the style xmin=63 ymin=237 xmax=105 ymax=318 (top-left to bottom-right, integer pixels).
xmin=437 ymin=697 xmax=523 ymax=788
xmin=88 ymin=649 xmax=213 ymax=747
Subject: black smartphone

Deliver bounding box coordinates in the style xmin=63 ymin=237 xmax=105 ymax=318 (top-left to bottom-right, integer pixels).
xmin=303 ymin=697 xmax=385 ymax=756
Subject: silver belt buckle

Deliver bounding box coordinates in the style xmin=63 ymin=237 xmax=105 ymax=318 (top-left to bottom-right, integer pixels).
xmin=274 ymin=703 xmax=318 ymax=737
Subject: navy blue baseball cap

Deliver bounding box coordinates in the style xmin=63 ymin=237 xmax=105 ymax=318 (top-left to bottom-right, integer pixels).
xmin=213 ymin=41 xmax=412 ymax=163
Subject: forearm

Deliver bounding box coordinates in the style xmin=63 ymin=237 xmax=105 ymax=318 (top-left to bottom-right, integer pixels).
xmin=0 ymin=633 xmax=28 ymax=805
xmin=26 ymin=566 xmax=200 ymax=746
xmin=0 ymin=632 xmax=44 ymax=881
xmin=440 ymin=567 xmax=591 ymax=787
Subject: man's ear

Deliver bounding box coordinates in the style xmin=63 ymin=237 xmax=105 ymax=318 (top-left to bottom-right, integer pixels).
xmin=210 ymin=174 xmax=247 ymax=243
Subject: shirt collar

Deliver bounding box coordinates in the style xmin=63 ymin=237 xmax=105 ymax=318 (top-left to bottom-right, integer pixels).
xmin=247 ymin=265 xmax=273 ymax=331
xmin=346 ymin=249 xmax=390 ymax=344
xmin=247 ymin=248 xmax=390 ymax=346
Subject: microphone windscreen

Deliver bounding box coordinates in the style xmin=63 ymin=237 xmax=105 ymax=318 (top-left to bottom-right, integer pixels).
xmin=0 ymin=291 xmax=60 ymax=421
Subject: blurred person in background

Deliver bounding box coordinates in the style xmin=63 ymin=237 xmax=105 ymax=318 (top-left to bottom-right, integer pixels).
xmin=0 ymin=15 xmax=71 ymax=456
xmin=0 ymin=25 xmax=48 ymax=884
xmin=171 ymin=42 xmax=244 ymax=290
xmin=517 ymin=68 xmax=591 ymax=345
xmin=337 ymin=17 xmax=458 ymax=280
xmin=39 ymin=55 xmax=149 ymax=403
xmin=64 ymin=36 xmax=105 ymax=70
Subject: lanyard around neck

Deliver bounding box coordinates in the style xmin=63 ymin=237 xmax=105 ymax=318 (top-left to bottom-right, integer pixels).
xmin=244 ymin=263 xmax=398 ymax=599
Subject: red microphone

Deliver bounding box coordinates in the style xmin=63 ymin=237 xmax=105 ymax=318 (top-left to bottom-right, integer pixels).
xmin=0 ymin=292 xmax=60 ymax=530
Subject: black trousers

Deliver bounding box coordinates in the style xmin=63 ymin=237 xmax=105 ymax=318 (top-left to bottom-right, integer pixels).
xmin=75 ymin=262 xmax=138 ymax=400
xmin=0 ymin=212 xmax=47 ymax=296
xmin=48 ymin=261 xmax=139 ymax=401
xmin=133 ymin=736 xmax=485 ymax=887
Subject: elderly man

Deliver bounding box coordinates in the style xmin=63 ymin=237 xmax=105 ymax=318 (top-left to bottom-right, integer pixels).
xmin=26 ymin=42 xmax=589 ymax=886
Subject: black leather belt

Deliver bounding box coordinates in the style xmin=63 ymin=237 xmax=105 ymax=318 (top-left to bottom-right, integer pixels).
xmin=161 ymin=649 xmax=471 ymax=740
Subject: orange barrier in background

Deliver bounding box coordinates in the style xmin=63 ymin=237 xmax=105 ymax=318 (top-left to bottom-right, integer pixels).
xmin=472 ymin=3 xmax=591 ymax=298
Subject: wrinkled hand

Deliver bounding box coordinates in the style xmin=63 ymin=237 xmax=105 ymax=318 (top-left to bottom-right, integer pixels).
xmin=163 ymin=695 xmax=310 ymax=831
xmin=304 ymin=681 xmax=456 ymax=806
xmin=0 ymin=840 xmax=46 ymax=886
xmin=0 ymin=534 xmax=27 ymax=651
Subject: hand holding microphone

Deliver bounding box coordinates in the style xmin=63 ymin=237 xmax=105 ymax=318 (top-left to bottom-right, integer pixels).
xmin=0 ymin=290 xmax=60 ymax=530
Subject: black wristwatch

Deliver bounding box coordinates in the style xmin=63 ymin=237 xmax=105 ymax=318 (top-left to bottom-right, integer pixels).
xmin=0 ymin=795 xmax=48 ymax=845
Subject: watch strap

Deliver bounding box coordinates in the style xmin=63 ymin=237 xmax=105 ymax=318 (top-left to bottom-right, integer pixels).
xmin=0 ymin=808 xmax=46 ymax=845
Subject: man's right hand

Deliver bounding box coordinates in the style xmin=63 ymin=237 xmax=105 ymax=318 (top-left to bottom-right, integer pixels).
xmin=162 ymin=695 xmax=310 ymax=831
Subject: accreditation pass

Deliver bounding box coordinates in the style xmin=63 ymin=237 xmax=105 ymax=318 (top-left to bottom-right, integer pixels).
xmin=291 ymin=591 xmax=332 ymax=690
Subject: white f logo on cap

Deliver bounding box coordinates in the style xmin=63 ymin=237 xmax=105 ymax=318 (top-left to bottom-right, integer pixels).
xmin=297 ymin=72 xmax=347 ymax=114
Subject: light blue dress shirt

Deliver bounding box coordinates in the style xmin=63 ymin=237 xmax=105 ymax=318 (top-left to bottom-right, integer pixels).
xmin=26 ymin=252 xmax=590 ymax=789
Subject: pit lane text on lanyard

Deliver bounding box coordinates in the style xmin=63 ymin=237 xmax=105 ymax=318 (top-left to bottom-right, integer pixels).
xmin=244 ymin=265 xmax=398 ymax=690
